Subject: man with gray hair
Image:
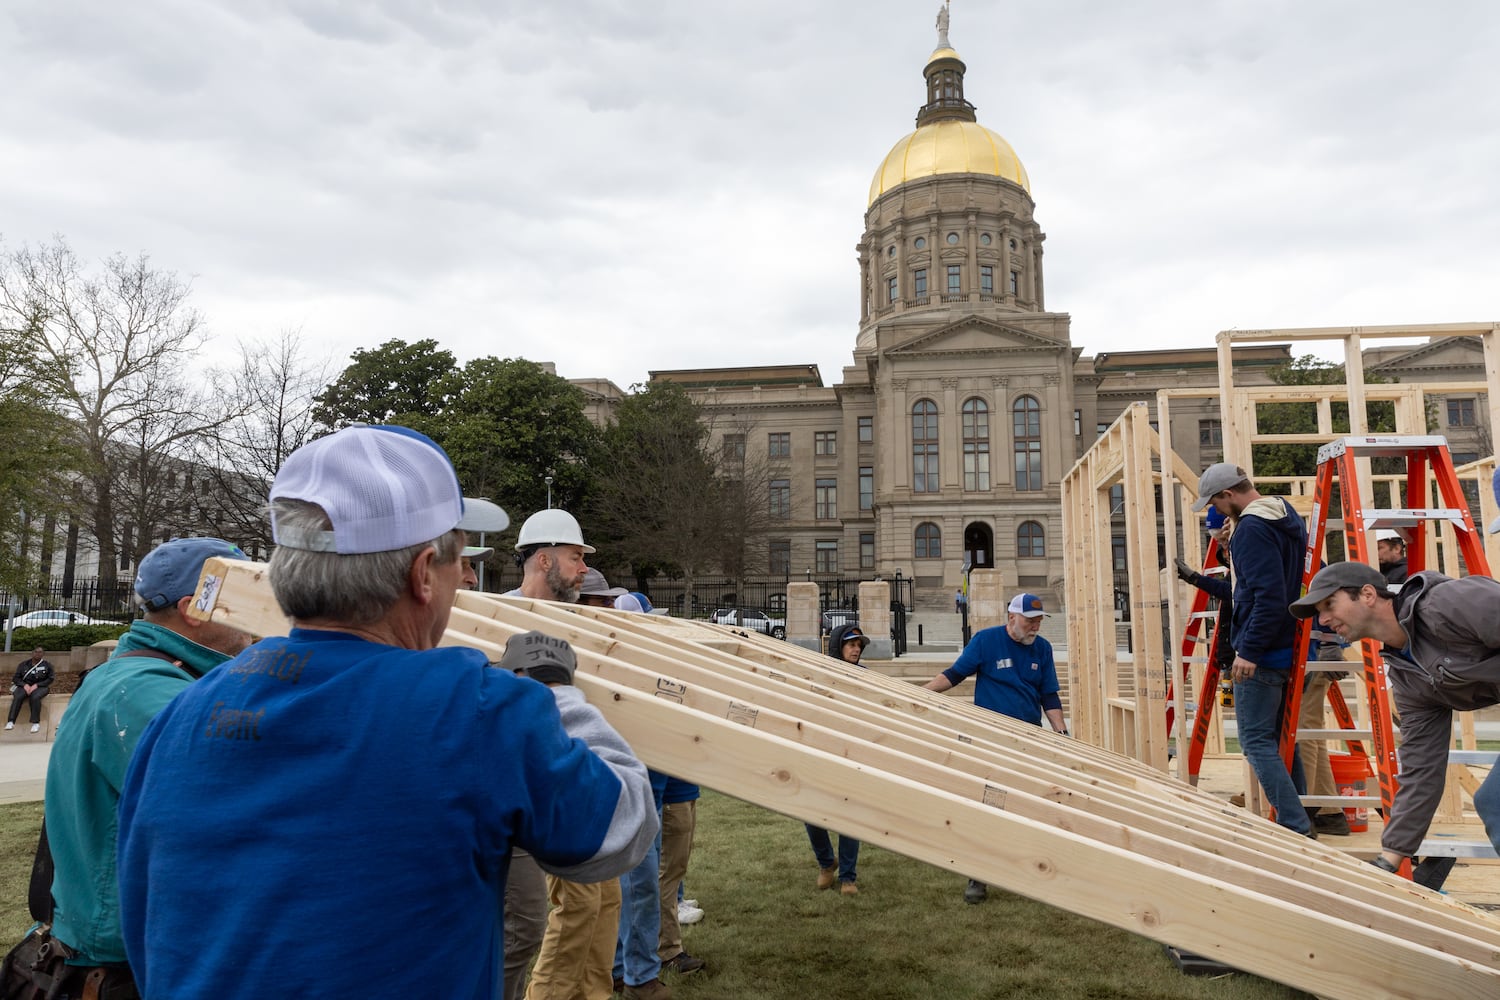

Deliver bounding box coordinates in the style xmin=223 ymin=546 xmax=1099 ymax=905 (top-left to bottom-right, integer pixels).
xmin=116 ymin=425 xmax=657 ymax=1000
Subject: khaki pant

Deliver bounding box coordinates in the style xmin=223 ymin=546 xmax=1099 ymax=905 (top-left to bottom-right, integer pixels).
xmin=1299 ymin=672 xmax=1338 ymax=801
xmin=657 ymin=799 xmax=697 ymax=961
xmin=525 ymin=877 xmax=621 ymax=1000
xmin=504 ymin=850 xmax=548 ymax=1000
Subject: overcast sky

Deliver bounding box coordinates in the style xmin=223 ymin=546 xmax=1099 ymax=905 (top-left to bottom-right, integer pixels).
xmin=3 ymin=1 xmax=1497 ymax=391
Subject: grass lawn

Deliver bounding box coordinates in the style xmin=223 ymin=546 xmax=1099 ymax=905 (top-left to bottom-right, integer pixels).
xmin=0 ymin=793 xmax=1312 ymax=998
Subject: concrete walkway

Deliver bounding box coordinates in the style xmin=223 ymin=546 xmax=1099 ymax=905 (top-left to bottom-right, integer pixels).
xmin=0 ymin=743 xmax=48 ymax=804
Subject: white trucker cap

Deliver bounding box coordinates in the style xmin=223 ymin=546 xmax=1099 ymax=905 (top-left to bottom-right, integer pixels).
xmin=270 ymin=425 xmax=464 ymax=554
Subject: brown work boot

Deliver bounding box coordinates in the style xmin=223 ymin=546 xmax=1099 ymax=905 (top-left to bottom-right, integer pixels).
xmin=816 ymin=866 xmax=837 ymax=890
xmin=1229 ymin=792 xmax=1246 ymax=808
xmin=622 ymin=978 xmax=672 ymax=1000
xmin=840 ymin=880 xmax=859 ymax=896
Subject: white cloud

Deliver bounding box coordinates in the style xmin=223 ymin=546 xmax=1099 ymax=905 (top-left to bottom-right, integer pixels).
xmin=2 ymin=0 xmax=1496 ymax=389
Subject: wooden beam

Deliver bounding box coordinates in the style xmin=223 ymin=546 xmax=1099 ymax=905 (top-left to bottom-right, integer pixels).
xmin=185 ymin=560 xmax=1500 ymax=998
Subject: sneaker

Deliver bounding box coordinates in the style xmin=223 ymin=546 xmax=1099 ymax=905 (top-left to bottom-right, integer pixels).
xmin=677 ymin=901 xmax=704 ymax=925
xmin=29 ymin=723 xmax=39 ymax=733
xmin=840 ymin=880 xmax=858 ymax=896
xmin=681 ymin=898 xmax=698 ymax=909
xmin=4 ymin=722 xmax=12 ymax=731
xmin=662 ymin=952 xmax=705 ymax=975
xmin=622 ymin=978 xmax=672 ymax=1000
xmin=816 ymin=866 xmax=836 ymax=891
xmin=1313 ymin=810 xmax=1351 ymax=836
xmin=964 ymin=879 xmax=987 ymax=904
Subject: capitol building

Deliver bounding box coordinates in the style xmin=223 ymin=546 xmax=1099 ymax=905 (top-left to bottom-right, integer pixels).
xmin=570 ymin=13 xmax=1490 ymax=611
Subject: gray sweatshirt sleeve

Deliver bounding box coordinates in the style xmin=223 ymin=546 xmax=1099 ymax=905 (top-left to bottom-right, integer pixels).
xmin=1381 ymin=691 xmax=1453 ymax=857
xmin=535 ymin=686 xmax=659 ymax=882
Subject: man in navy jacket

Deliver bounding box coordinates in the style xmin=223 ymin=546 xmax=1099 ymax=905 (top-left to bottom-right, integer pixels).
xmin=1194 ymin=462 xmax=1312 ymax=836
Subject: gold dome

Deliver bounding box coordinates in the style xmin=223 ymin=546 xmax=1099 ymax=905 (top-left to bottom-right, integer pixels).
xmin=868 ymin=119 xmax=1030 ymax=206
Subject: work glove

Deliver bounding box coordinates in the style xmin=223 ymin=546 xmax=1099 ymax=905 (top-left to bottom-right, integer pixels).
xmin=1174 ymin=557 xmax=1201 ymax=586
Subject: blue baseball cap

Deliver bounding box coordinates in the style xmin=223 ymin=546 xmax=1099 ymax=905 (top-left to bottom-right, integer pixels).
xmin=1007 ymin=593 xmax=1049 ymax=618
xmin=136 ymin=537 xmax=250 ymax=612
xmin=1490 ymin=467 xmax=1500 ymax=534
xmin=1205 ymin=506 xmax=1227 ymax=531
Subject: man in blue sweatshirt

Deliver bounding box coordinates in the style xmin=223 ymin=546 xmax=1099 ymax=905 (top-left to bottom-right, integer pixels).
xmin=116 ymin=425 xmax=657 ymax=1000
xmin=1193 ymin=462 xmax=1312 ymax=836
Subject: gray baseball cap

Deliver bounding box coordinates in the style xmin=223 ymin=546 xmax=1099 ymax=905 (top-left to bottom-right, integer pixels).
xmin=1192 ymin=463 xmax=1250 ymax=512
xmin=1289 ymin=562 xmax=1387 ymax=618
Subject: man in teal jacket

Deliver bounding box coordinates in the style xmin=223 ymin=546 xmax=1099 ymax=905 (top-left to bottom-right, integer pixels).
xmin=44 ymin=536 xmax=252 ymax=988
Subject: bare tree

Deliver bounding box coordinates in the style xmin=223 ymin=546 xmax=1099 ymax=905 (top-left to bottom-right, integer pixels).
xmin=0 ymin=238 xmax=228 ymax=589
xmin=197 ymin=330 xmax=332 ymax=555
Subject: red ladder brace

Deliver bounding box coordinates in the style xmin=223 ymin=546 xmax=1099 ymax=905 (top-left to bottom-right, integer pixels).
xmin=1169 ymin=535 xmax=1227 ymax=785
xmin=1278 ymin=436 xmax=1490 ymax=846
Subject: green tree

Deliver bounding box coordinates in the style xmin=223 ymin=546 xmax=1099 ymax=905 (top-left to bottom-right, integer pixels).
xmin=0 ymin=238 xmax=224 ymax=590
xmin=434 ymin=357 xmax=599 ymax=519
xmin=1251 ymin=356 xmax=1397 ymax=487
xmin=311 ymin=338 xmax=457 ymax=433
xmin=585 ymin=382 xmax=728 ymax=602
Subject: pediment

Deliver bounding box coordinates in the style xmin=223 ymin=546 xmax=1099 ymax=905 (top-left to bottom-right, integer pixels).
xmin=1368 ymin=336 xmax=1484 ymax=373
xmin=885 ymin=317 xmax=1066 ymax=357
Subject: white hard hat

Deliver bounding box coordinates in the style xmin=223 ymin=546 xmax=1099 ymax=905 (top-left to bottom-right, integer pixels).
xmin=1374 ymin=529 xmax=1405 ymax=543
xmin=515 ymin=509 xmax=596 ymax=554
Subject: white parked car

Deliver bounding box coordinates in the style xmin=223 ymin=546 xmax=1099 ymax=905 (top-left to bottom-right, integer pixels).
xmin=710 ymin=607 xmax=787 ymax=640
xmin=4 ymin=609 xmax=112 ymax=630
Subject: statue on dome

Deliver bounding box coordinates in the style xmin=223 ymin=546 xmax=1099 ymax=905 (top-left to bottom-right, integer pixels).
xmin=936 ymin=2 xmax=951 ymax=48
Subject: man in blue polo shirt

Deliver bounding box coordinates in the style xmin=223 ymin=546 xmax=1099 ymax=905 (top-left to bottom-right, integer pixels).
xmin=925 ymin=592 xmax=1067 ymax=903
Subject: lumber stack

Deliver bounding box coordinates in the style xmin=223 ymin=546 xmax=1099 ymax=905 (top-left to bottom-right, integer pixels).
xmin=187 ymin=558 xmax=1500 ymax=999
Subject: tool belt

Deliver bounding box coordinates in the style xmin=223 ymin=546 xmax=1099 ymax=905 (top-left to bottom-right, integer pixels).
xmin=0 ymin=925 xmax=138 ymax=1000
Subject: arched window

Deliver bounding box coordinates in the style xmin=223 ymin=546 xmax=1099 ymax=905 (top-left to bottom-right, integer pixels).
xmin=1013 ymin=395 xmax=1042 ymax=491
xmin=912 ymin=400 xmax=939 ymax=493
xmin=1017 ymin=520 xmax=1045 ymax=557
xmin=915 ymin=522 xmax=942 ymax=559
xmin=962 ymin=398 xmax=990 ymax=491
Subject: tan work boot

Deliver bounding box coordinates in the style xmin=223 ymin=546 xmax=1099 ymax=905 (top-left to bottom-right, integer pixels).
xmin=840 ymin=880 xmax=859 ymax=896
xmin=816 ymin=866 xmax=837 ymax=890
xmin=622 ymin=977 xmax=672 ymax=1000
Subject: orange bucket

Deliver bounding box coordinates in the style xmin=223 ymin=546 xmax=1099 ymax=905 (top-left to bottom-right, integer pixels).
xmin=1328 ymin=753 xmax=1375 ymax=833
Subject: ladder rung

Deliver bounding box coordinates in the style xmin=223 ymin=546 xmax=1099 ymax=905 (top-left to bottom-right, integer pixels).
xmin=1415 ymin=838 xmax=1499 ymax=859
xmin=1318 ymin=435 xmax=1452 ymax=462
xmin=1300 ymin=794 xmax=1376 ymax=808
xmin=1304 ymin=661 xmax=1353 ymax=673
xmin=1188 ymin=611 xmax=1217 ymax=620
xmin=1180 ymin=655 xmax=1210 ymax=664
xmin=1449 ymin=750 xmax=1500 ymax=766
xmin=1203 ymin=567 xmax=1228 ymax=577
xmin=1361 ymin=509 xmax=1470 ymax=530
xmin=1297 ymin=728 xmax=1373 ymax=740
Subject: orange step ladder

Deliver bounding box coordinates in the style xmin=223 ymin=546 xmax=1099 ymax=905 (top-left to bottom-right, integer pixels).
xmin=1279 ymin=435 xmax=1493 ymax=875
xmin=1171 ymin=536 xmax=1229 ymax=785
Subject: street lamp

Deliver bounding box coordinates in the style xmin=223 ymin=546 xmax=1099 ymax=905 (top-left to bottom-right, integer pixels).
xmin=544 ymin=475 xmax=554 ymax=509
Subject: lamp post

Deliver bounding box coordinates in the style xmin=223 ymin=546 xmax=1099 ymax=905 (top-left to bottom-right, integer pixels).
xmin=544 ymin=476 xmax=554 ymax=509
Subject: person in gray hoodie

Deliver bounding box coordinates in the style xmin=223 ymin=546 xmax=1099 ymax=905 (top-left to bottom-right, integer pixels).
xmin=1291 ymin=560 xmax=1500 ymax=872
xmin=1193 ymin=462 xmax=1312 ymax=836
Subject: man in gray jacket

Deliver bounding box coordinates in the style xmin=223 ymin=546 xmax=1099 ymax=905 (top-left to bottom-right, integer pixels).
xmin=1290 ymin=561 xmax=1500 ymax=872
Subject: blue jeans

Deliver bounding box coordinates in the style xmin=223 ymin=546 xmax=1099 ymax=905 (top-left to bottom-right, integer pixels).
xmin=806 ymin=824 xmax=859 ymax=883
xmin=1235 ymin=667 xmax=1310 ymax=835
xmin=613 ymin=826 xmax=663 ymax=986
xmin=1473 ymin=765 xmax=1500 ymax=855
